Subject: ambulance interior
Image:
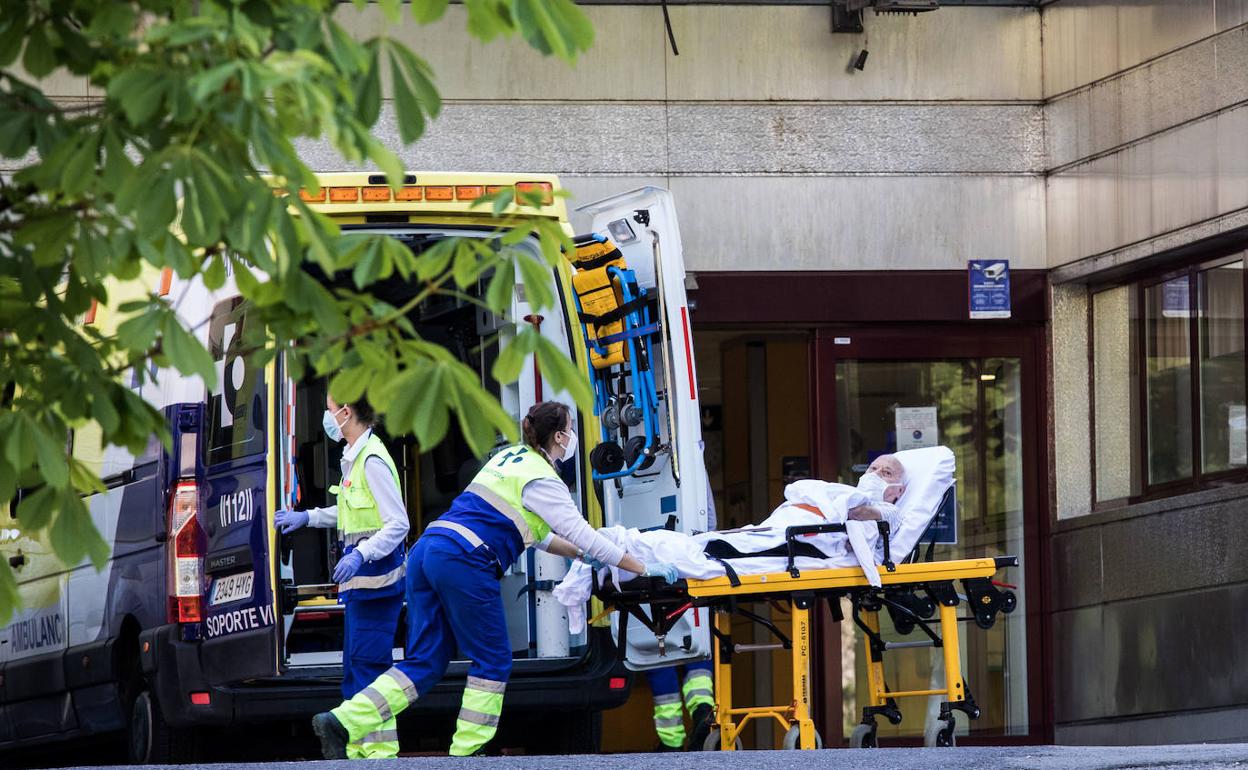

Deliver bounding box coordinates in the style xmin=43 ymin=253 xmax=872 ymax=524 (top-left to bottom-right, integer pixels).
xmin=277 ymin=230 xmax=588 ymax=671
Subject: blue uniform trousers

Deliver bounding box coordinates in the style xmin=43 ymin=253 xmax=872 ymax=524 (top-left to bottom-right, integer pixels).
xmin=341 ymin=592 xmax=404 ymax=700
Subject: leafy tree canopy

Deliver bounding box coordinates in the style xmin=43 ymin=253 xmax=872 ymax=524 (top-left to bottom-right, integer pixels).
xmin=0 ymin=0 xmax=595 ymax=621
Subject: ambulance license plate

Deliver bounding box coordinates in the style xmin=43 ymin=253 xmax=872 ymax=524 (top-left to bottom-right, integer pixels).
xmin=211 ymin=572 xmax=254 ymax=606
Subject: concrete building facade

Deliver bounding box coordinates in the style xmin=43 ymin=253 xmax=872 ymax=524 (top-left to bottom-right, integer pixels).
xmin=15 ymin=0 xmax=1248 ymax=750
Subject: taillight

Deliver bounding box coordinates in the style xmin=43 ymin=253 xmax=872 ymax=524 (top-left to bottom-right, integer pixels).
xmin=167 ymin=481 xmax=205 ymax=624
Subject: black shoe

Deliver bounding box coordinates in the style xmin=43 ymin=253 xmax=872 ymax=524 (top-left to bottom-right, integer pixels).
xmin=654 ymin=742 xmax=684 ymax=752
xmin=687 ymin=704 xmax=714 ymax=752
xmin=312 ymin=712 xmax=349 ymax=760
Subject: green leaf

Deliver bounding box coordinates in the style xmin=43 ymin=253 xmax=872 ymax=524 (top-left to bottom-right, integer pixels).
xmin=485 ymin=258 xmax=515 ymax=314
xmin=31 ymin=423 xmax=67 ymax=490
xmin=16 ymin=485 xmax=57 ymax=531
xmin=50 ymin=493 xmax=110 ymax=569
xmin=60 ymin=133 xmax=100 ymax=197
xmin=0 ymin=561 xmax=19 ymax=626
xmin=356 ymin=47 xmax=382 ymax=126
xmin=203 ymin=254 xmax=226 ymax=290
xmin=388 ymin=53 xmax=425 ymax=144
xmin=23 ymin=23 xmax=56 ymax=78
xmin=107 ymin=67 xmax=167 ymax=125
xmin=161 ymin=317 xmax=216 ymax=387
xmin=491 ymin=326 xmax=536 ymax=384
xmin=535 ymin=334 xmax=593 ymax=409
xmin=68 ymin=457 xmax=106 ymax=496
xmin=4 ymin=413 xmax=36 ymax=470
xmin=188 ymin=61 xmax=242 ymax=102
xmin=117 ymin=307 xmax=162 ymax=352
xmin=0 ymin=15 xmax=28 ymax=69
xmin=515 ymin=251 xmax=554 ymax=311
xmin=411 ymin=0 xmax=451 ymax=24
xmin=329 ymin=366 xmax=371 ymax=405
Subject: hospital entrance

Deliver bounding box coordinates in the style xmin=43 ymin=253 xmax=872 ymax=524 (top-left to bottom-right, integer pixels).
xmin=685 ymin=326 xmax=1045 ymax=747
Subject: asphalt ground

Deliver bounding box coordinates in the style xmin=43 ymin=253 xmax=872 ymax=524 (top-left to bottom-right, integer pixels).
xmin=45 ymin=745 xmax=1248 ymax=770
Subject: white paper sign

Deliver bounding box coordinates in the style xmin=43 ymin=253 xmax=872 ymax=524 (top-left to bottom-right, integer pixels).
xmin=896 ymin=407 xmax=938 ymax=451
xmin=1230 ymin=405 xmax=1246 ymax=466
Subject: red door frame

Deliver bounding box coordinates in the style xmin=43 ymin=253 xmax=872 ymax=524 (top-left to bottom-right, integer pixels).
xmin=809 ymin=324 xmax=1053 ymax=746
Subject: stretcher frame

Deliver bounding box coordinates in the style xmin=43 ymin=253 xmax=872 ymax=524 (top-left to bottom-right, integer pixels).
xmin=597 ymin=521 xmax=1018 ymax=750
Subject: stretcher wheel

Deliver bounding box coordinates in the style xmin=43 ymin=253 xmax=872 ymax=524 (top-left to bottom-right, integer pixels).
xmin=702 ymin=728 xmax=743 ymax=751
xmin=624 ymin=435 xmax=656 ymax=471
xmin=1001 ymin=591 xmax=1018 ymax=613
xmin=781 ymin=725 xmax=824 ymax=750
xmin=848 ymin=723 xmax=877 ymax=748
xmin=590 ymin=441 xmax=625 ymax=474
xmin=923 ymin=717 xmax=956 ymax=748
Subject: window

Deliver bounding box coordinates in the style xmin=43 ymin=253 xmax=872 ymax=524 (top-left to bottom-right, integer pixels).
xmin=204 ymin=297 xmax=267 ymax=466
xmin=1092 ymin=256 xmax=1248 ymax=503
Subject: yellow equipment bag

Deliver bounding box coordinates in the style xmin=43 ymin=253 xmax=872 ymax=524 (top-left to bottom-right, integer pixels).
xmin=569 ymin=238 xmax=629 ymax=369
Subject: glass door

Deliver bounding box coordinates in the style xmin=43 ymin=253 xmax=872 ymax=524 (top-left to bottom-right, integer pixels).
xmin=812 ymin=329 xmax=1046 ymax=744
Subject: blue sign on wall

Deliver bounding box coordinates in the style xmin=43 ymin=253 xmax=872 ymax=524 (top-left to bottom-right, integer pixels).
xmin=968 ymin=260 xmax=1012 ymax=319
xmin=926 ymin=488 xmax=958 ymax=545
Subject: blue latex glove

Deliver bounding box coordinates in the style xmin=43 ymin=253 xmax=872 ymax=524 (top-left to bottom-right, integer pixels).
xmin=580 ymin=555 xmax=607 ymax=571
xmin=274 ymin=509 xmax=309 ymax=534
xmin=332 ymin=550 xmax=365 ymax=583
xmin=641 ymin=562 xmax=680 ymax=584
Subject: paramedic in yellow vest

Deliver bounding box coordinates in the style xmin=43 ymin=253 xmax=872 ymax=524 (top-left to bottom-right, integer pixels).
xmin=274 ymin=395 xmax=409 ymax=759
xmin=312 ymin=401 xmax=680 ymax=758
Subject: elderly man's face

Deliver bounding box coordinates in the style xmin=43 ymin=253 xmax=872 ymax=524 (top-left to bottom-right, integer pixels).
xmin=867 ymin=455 xmax=905 ymax=484
xmin=865 ymin=455 xmax=906 ymax=504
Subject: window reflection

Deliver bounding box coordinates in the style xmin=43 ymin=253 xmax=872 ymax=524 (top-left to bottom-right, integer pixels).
xmin=1143 ymin=278 xmax=1194 ymax=484
xmin=1198 ymin=262 xmax=1246 ymax=474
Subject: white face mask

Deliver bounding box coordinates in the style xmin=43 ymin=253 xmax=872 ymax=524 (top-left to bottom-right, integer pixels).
xmin=557 ymin=429 xmax=578 ymax=459
xmin=322 ymin=406 xmax=348 ymax=443
xmin=856 ymin=472 xmax=890 ymax=502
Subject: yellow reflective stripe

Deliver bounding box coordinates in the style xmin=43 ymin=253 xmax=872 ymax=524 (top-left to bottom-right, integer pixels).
xmin=466 ymin=482 xmax=535 ymax=545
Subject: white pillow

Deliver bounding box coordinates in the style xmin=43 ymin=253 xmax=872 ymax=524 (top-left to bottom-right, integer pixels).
xmin=887 ymin=446 xmax=956 ymax=560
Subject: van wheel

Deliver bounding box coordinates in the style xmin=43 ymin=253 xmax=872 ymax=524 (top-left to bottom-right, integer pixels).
xmin=128 ymin=689 xmax=198 ymax=764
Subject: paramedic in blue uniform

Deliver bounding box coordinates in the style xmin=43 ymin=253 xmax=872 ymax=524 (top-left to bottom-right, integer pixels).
xmin=646 ymin=477 xmax=717 ymax=751
xmin=274 ymin=395 xmax=409 ymax=759
xmin=311 ymin=400 xmax=680 ymax=759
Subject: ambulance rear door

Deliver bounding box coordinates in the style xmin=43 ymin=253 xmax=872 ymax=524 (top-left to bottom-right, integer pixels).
xmin=196 ymin=296 xmax=282 ymax=683
xmin=576 ymin=188 xmax=712 ymax=670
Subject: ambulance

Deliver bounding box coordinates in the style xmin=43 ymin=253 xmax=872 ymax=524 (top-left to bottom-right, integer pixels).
xmin=0 ymin=173 xmax=710 ymax=762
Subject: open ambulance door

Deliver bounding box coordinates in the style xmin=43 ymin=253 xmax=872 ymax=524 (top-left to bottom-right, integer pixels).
xmin=575 ymin=188 xmax=712 ymax=670
xmin=196 ymin=295 xmax=283 ymax=684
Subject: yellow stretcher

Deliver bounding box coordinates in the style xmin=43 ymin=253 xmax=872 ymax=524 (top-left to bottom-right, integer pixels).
xmin=596 ymin=522 xmax=1018 ymax=750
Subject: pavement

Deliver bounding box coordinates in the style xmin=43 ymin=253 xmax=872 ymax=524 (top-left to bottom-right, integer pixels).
xmin=53 ymin=745 xmax=1248 ymax=770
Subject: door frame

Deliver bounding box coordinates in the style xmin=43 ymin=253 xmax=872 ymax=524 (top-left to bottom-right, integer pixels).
xmin=810 ymin=324 xmax=1053 ymax=746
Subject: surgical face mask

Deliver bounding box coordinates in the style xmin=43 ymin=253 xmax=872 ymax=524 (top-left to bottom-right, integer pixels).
xmin=856 ymin=472 xmax=890 ymax=502
xmin=557 ymin=429 xmax=578 ymax=459
xmin=322 ymin=406 xmax=348 ymax=443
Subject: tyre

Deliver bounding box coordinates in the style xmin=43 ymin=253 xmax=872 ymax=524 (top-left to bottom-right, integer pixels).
xmin=702 ymin=727 xmax=743 ymax=751
xmin=780 ymin=725 xmax=823 ymax=750
xmin=848 ymin=723 xmax=877 ymax=749
xmin=128 ymin=689 xmax=199 ymax=764
xmin=923 ymin=717 xmax=956 ymax=748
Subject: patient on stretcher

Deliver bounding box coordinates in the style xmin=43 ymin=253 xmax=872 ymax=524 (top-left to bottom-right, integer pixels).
xmin=554 ymin=455 xmax=922 ymax=631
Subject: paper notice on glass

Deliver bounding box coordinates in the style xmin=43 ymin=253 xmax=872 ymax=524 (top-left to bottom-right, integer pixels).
xmin=1230 ymin=405 xmax=1246 ymax=466
xmin=896 ymin=407 xmax=938 ymax=451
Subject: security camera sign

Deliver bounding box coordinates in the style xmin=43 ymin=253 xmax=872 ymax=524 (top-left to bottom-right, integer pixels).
xmin=968 ymin=260 xmax=1011 ymax=319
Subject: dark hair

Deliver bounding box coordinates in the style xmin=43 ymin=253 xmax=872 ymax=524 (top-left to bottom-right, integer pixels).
xmin=522 ymin=401 xmax=571 ymax=457
xmin=348 ymin=394 xmax=376 ymax=426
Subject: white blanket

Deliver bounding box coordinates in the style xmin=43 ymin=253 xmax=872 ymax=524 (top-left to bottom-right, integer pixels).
xmin=553 ymin=480 xmax=900 ymax=634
